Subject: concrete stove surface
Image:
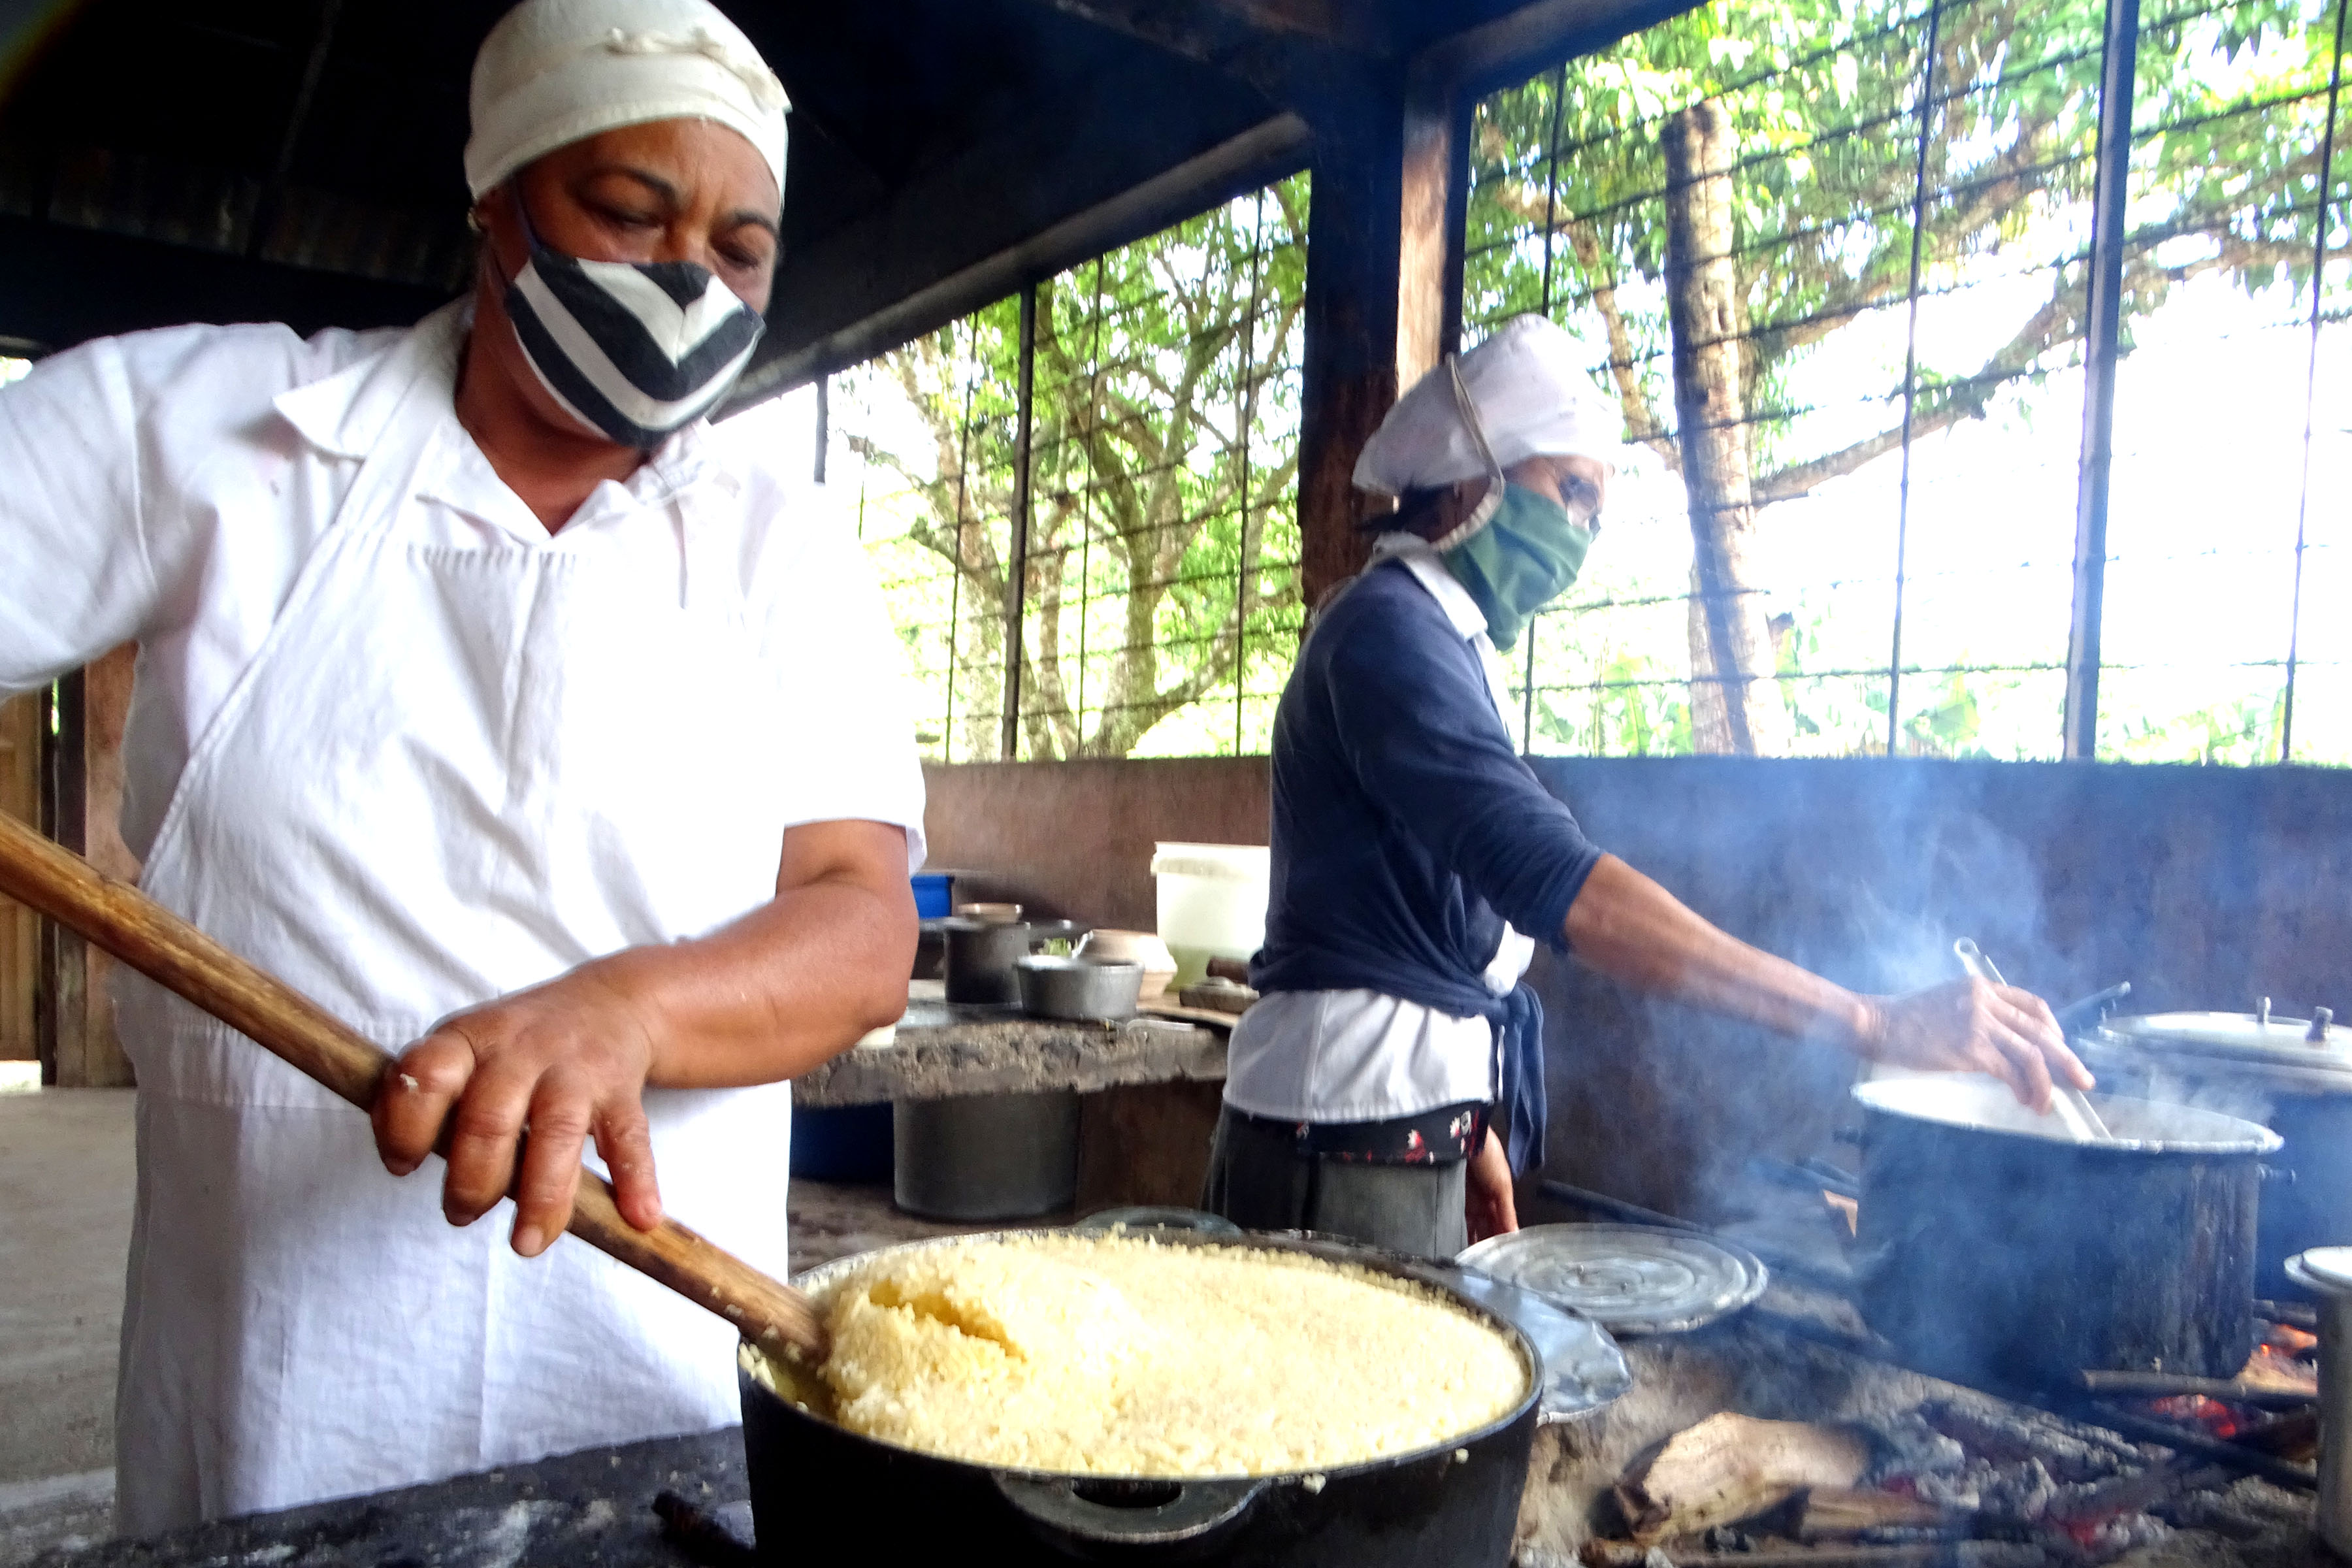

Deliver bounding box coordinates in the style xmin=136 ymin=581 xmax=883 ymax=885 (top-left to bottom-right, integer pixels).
xmin=790 ymin=983 xmax=1227 ymax=1107
xmin=29 ymin=1428 xmax=747 ymax=1568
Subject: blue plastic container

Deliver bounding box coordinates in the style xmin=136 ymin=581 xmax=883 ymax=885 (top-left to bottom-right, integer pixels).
xmin=791 ymin=1102 xmax=894 ymax=1183
xmin=910 ymin=872 xmax=955 ymax=919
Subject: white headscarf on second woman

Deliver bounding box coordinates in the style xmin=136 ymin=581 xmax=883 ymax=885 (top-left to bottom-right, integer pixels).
xmin=1353 ymin=314 xmax=1625 ymax=497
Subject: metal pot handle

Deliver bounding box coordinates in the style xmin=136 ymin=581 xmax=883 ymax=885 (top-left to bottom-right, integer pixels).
xmin=991 ymin=1473 xmax=1267 ymax=1547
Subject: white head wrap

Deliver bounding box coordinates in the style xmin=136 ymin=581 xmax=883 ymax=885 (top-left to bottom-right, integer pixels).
xmin=465 ymin=0 xmax=790 ymax=203
xmin=1352 ymin=314 xmax=1624 ymax=497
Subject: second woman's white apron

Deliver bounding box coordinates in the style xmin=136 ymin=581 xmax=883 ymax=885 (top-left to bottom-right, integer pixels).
xmin=112 ymin=310 xmax=799 ymax=1534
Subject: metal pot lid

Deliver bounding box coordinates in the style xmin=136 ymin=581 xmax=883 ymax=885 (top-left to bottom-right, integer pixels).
xmin=2287 ymin=1247 xmax=2352 ymax=1296
xmin=1419 ymin=1264 xmax=1633 ymax=1420
xmin=1852 ymin=1076 xmax=2281 ymax=1153
xmin=1458 ymin=1222 xmax=1767 ymax=1335
xmin=2092 ymin=1005 xmax=2352 ymax=1080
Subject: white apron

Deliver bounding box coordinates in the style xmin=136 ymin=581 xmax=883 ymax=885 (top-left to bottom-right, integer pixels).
xmin=112 ymin=316 xmax=797 ymax=1533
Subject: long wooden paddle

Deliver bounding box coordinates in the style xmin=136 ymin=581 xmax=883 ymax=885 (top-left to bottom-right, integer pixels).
xmin=0 ymin=809 xmax=828 ymax=1360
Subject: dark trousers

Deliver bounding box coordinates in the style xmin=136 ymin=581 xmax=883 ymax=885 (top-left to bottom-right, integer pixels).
xmin=1199 ymin=1105 xmax=1469 ymax=1260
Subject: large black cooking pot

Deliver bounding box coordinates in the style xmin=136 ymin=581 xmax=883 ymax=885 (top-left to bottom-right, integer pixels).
xmin=1852 ymin=1077 xmax=2280 ymax=1394
xmin=737 ymin=1229 xmax=1541 ymax=1565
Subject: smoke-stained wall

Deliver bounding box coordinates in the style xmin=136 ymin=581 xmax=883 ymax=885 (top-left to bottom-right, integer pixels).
xmin=924 ymin=757 xmax=2352 ymax=1217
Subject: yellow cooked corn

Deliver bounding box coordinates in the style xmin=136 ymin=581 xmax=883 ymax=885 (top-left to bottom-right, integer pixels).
xmin=778 ymin=1233 xmax=1527 ymax=1477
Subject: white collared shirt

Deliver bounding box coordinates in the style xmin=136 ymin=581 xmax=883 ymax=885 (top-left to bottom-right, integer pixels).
xmin=1223 ymin=533 xmax=1535 ymax=1125
xmin=0 ymin=308 xmax=925 ymax=869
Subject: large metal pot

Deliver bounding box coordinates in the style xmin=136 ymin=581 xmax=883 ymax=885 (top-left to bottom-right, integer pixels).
xmin=2078 ymin=1004 xmax=2351 ymax=1293
xmin=892 ymin=1089 xmax=1079 ymax=1220
xmin=940 ymin=917 xmax=1088 ymax=1004
xmin=1852 ymin=1077 xmax=2279 ymax=1393
xmin=738 ymin=1228 xmax=1543 ymax=1564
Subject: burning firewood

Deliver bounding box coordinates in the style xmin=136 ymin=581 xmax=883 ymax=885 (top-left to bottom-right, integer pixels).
xmin=2259 ymin=1319 xmax=2319 ymax=1356
xmin=1823 ymin=1188 xmax=1859 ymax=1236
xmin=1918 ymin=1398 xmax=2144 ymax=1483
xmin=2236 ymin=1342 xmax=2319 ymax=1397
xmin=1795 ymin=1486 xmax=1952 ymax=1540
xmin=2076 ymin=1370 xmax=2313 ymax=1411
xmin=1612 ymin=1413 xmax=1871 ymax=1544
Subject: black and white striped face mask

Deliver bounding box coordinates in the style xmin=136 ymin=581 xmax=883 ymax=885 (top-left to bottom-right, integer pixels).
xmin=502 ymin=195 xmax=766 ymax=449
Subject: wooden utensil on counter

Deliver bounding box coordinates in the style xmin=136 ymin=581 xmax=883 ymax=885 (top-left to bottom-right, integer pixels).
xmin=0 ymin=809 xmax=828 ymax=1361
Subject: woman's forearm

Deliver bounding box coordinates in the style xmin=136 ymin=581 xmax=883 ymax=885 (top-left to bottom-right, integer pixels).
xmin=593 ymin=819 xmax=917 ymax=1088
xmin=1561 ymin=854 xmax=1878 ymax=1051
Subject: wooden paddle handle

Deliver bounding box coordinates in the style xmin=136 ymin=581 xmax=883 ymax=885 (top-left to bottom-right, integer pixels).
xmin=0 ymin=809 xmax=828 ymax=1361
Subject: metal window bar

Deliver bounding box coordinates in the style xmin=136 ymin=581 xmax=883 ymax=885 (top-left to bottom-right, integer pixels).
xmin=1076 ymin=256 xmax=1106 ymax=756
xmin=943 ymin=319 xmax=979 ymax=762
xmin=1524 ymin=61 xmax=1572 ymax=757
xmin=1469 ymin=0 xmax=2110 ymax=761
xmin=1002 ymin=284 xmax=1038 ymax=761
xmin=2061 ymin=0 xmax=2140 ymax=760
xmin=1467 ymin=0 xmax=2333 ymax=766
xmin=1235 ymin=188 xmax=1264 ymax=753
xmin=2282 ymin=0 xmax=2351 ymax=762
xmin=1887 ymin=0 xmax=1948 ymax=755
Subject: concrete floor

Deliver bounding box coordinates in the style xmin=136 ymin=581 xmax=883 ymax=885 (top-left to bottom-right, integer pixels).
xmin=0 ymin=1088 xmax=134 ymax=1565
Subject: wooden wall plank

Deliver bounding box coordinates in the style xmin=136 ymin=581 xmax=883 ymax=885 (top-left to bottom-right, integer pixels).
xmin=0 ymin=689 xmax=40 ymax=1062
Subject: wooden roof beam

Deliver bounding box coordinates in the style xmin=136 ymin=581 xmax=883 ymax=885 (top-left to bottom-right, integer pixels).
xmin=0 ymin=214 xmax=452 ymax=352
xmin=1009 ymin=0 xmax=1379 ymax=103
xmin=728 ymin=73 xmax=1309 ymax=404
xmin=1410 ymin=0 xmax=1705 ymax=98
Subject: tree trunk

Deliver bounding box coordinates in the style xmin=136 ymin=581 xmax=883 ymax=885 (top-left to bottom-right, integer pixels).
xmin=1661 ymin=100 xmax=1788 ymax=756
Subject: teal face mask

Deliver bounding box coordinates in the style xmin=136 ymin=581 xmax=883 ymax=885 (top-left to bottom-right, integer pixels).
xmin=1441 ymin=484 xmax=1595 ymax=650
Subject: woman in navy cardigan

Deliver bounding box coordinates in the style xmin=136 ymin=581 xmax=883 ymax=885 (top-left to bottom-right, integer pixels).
xmin=1201 ymin=316 xmax=2089 ymax=1257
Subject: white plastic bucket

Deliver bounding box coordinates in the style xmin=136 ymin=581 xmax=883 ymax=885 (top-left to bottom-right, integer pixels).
xmin=1151 ymin=842 xmax=1271 ymax=988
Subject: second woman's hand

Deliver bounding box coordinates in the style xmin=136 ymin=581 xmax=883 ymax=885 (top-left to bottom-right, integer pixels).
xmin=369 ymin=956 xmax=667 ymax=1257
xmin=1465 ymin=1126 xmax=1519 ymax=1245
xmin=1858 ymin=975 xmax=2093 ymax=1113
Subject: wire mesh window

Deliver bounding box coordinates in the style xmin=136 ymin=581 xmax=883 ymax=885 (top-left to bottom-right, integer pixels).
xmin=833 ymin=178 xmax=1307 ymax=763
xmin=1465 ymin=0 xmax=2349 ymax=762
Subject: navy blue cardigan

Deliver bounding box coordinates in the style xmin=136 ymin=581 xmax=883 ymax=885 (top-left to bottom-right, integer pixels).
xmin=1250 ymin=559 xmax=1605 ymax=1169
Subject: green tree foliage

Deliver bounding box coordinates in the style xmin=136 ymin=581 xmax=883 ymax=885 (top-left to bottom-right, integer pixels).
xmin=848 ymin=180 xmax=1307 ymax=760
xmin=1467 ymin=0 xmax=2345 ymax=757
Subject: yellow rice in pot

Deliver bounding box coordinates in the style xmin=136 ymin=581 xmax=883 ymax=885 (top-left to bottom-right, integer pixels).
xmin=749 ymin=1233 xmax=1529 ymax=1477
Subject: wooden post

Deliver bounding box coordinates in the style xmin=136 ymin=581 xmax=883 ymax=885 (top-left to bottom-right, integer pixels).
xmin=1296 ymin=71 xmax=1467 ymax=610
xmin=41 ymin=647 xmax=137 ymax=1087
xmin=0 ymin=689 xmax=39 ymax=1066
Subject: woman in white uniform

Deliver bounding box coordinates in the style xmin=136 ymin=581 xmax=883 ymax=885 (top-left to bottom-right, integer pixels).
xmin=0 ymin=0 xmax=924 ymax=1533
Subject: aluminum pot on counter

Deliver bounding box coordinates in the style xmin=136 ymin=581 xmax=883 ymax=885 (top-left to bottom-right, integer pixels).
xmin=938 ymin=917 xmax=1088 ymax=1004
xmin=1852 ymin=1077 xmax=2280 ymax=1393
xmin=738 ymin=1228 xmax=1545 ymax=1565
xmin=2077 ymin=1004 xmax=2351 ymax=1294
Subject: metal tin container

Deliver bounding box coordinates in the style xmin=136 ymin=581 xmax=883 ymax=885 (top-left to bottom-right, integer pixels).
xmin=739 ymin=1229 xmax=1542 ymax=1565
xmin=892 ymin=1090 xmax=1079 ymax=1220
xmin=1458 ymin=1222 xmax=1767 ymax=1336
xmin=939 ymin=917 xmax=1087 ymax=1004
xmin=1852 ymin=1077 xmax=2279 ymax=1392
xmin=2288 ymin=1248 xmax=2352 ymax=1558
xmin=1017 ymin=954 xmax=1145 ymax=1021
